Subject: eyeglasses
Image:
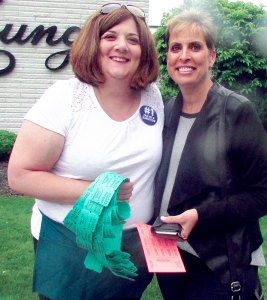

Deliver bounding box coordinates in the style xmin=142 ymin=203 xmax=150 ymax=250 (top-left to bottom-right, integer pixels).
xmin=100 ymin=3 xmax=145 ymax=18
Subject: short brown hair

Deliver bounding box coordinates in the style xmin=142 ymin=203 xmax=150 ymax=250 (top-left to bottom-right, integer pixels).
xmin=166 ymin=8 xmax=217 ymax=52
xmin=70 ymin=7 xmax=159 ymax=89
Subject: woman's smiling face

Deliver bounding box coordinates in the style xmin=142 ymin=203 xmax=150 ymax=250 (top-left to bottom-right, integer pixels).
xmin=99 ymin=17 xmax=141 ymax=83
xmin=167 ymin=26 xmax=216 ymax=90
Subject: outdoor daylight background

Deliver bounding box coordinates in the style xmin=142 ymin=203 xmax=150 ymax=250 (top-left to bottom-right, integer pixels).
xmin=1 ymin=0 xmax=267 ymax=299
xmin=149 ymin=0 xmax=266 ymax=25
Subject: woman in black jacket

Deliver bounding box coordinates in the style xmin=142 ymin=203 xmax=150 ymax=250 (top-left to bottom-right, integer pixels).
xmin=154 ymin=8 xmax=267 ymax=300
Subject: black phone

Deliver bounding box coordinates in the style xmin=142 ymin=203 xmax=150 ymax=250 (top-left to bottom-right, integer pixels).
xmin=151 ymin=216 xmax=186 ymax=239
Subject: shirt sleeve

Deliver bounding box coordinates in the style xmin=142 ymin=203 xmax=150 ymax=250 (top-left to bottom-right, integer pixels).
xmin=25 ymin=80 xmax=73 ymax=137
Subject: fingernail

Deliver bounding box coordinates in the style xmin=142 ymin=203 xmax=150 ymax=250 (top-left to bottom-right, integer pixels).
xmin=160 ymin=216 xmax=166 ymax=220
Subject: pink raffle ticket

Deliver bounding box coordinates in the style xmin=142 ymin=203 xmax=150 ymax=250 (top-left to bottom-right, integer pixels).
xmin=134 ymin=222 xmax=186 ymax=273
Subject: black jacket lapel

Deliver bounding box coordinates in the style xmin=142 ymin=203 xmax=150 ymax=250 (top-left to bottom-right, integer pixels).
xmin=168 ymin=98 xmax=207 ymax=211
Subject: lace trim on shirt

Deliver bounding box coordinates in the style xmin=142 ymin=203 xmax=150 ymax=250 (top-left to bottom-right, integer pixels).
xmin=142 ymin=83 xmax=162 ymax=110
xmin=70 ymin=80 xmax=161 ymax=116
xmin=70 ymin=80 xmax=98 ymax=116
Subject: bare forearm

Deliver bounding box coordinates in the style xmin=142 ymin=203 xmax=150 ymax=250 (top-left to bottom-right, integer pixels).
xmin=8 ymin=169 xmax=91 ymax=204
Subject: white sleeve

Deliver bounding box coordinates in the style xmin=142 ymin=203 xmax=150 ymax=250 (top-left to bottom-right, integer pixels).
xmin=147 ymin=82 xmax=164 ymax=123
xmin=25 ymin=80 xmax=73 ymax=137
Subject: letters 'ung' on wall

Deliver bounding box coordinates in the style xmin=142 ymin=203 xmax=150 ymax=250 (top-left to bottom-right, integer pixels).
xmin=0 ymin=0 xmax=149 ymax=133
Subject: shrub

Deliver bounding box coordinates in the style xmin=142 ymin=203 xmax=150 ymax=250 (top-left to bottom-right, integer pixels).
xmin=154 ymin=0 xmax=267 ymax=128
xmin=0 ymin=130 xmax=17 ymax=161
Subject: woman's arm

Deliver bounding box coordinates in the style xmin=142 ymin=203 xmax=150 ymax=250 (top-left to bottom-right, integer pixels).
xmin=197 ymin=101 xmax=267 ymax=235
xmin=8 ymin=120 xmax=93 ymax=204
xmin=8 ymin=121 xmax=133 ymax=204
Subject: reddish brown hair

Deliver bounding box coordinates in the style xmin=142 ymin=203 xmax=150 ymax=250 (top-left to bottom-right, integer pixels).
xmin=70 ymin=7 xmax=159 ymax=89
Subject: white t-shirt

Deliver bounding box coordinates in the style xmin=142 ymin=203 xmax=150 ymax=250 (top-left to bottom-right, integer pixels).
xmin=26 ymin=78 xmax=164 ymax=239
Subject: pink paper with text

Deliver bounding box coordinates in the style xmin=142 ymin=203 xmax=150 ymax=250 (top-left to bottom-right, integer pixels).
xmin=134 ymin=222 xmax=186 ymax=273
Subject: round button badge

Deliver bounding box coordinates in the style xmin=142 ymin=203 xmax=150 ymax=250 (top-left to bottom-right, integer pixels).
xmin=139 ymin=105 xmax=158 ymax=126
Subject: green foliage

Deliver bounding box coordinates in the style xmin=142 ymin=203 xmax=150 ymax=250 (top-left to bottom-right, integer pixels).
xmin=154 ymin=10 xmax=181 ymax=100
xmin=258 ymin=216 xmax=267 ymax=294
xmin=154 ymin=0 xmax=267 ymax=127
xmin=0 ymin=130 xmax=17 ymax=161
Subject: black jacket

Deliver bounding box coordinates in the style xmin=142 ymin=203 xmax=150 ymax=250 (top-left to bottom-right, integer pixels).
xmin=154 ymin=81 xmax=267 ymax=288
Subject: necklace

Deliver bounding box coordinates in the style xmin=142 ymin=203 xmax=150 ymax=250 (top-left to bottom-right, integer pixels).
xmin=122 ymin=100 xmax=133 ymax=120
xmin=97 ymin=94 xmax=134 ymax=121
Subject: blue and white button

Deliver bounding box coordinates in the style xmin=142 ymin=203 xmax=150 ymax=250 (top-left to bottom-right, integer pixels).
xmin=139 ymin=105 xmax=158 ymax=126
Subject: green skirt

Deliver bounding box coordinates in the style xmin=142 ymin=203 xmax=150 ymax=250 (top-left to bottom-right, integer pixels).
xmin=33 ymin=213 xmax=153 ymax=300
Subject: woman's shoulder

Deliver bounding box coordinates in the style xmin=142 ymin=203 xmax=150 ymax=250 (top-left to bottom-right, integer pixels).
xmin=37 ymin=78 xmax=81 ymax=106
xmin=143 ymin=82 xmax=161 ymax=95
xmin=212 ymin=82 xmax=263 ymax=130
xmin=49 ymin=78 xmax=89 ymax=91
xmin=38 ymin=78 xmax=96 ymax=115
xmin=212 ymin=81 xmax=250 ymax=108
xmin=142 ymin=83 xmax=163 ymax=110
xmin=208 ymin=81 xmax=253 ymax=121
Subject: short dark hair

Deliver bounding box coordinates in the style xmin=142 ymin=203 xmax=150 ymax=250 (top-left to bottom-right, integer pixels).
xmin=166 ymin=8 xmax=217 ymax=52
xmin=70 ymin=7 xmax=159 ymax=89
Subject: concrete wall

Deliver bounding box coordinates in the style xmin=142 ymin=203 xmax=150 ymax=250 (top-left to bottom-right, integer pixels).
xmin=0 ymin=0 xmax=150 ymax=133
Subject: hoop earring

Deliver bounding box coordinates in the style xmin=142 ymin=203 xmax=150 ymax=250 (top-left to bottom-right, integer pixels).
xmin=209 ymin=67 xmax=214 ymax=78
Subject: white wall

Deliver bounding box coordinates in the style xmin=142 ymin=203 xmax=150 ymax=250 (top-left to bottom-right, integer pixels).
xmin=0 ymin=0 xmax=150 ymax=133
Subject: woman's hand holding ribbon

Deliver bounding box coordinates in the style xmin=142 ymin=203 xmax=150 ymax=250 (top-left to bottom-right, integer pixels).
xmin=117 ymin=181 xmax=134 ymax=202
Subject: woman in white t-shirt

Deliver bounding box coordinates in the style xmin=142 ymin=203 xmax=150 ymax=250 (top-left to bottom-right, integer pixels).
xmin=8 ymin=4 xmax=163 ymax=300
